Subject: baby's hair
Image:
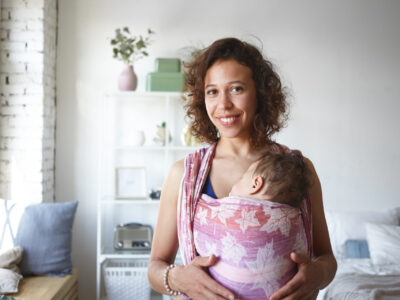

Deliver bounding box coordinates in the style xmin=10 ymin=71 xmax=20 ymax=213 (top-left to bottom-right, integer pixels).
xmin=253 ymin=151 xmax=311 ymax=208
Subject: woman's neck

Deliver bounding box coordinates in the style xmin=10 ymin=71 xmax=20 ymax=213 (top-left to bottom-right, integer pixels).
xmin=216 ymin=137 xmax=265 ymax=160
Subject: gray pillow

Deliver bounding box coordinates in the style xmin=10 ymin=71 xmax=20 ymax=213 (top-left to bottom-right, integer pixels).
xmin=15 ymin=201 xmax=78 ymax=277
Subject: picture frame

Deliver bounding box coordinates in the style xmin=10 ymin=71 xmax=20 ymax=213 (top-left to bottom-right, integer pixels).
xmin=115 ymin=167 xmax=147 ymax=199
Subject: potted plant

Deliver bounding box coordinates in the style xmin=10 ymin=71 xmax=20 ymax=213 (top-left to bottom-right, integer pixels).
xmin=110 ymin=27 xmax=154 ymax=91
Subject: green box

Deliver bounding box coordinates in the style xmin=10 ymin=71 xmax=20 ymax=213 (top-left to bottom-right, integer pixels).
xmin=146 ymin=72 xmax=185 ymax=92
xmin=155 ymin=58 xmax=181 ymax=73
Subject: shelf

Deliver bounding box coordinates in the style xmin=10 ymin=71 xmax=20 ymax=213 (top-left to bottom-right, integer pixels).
xmin=97 ymin=90 xmax=188 ymax=300
xmin=115 ymin=145 xmax=204 ymax=151
xmin=101 ymin=197 xmax=160 ymax=205
xmin=115 ymin=145 xmax=166 ymax=151
xmin=100 ymin=246 xmax=151 ymax=260
xmin=100 ymin=246 xmax=182 ymax=263
xmin=104 ymin=91 xmax=185 ymax=98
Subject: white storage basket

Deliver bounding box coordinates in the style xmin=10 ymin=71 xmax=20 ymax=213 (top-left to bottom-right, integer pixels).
xmin=103 ymin=259 xmax=151 ymax=300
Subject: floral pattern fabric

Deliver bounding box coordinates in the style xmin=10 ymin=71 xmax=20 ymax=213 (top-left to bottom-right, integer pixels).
xmin=194 ymin=194 xmax=308 ymax=299
xmin=177 ymin=142 xmax=313 ymax=300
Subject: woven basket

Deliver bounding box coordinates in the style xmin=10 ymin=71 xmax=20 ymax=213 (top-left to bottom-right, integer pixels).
xmin=103 ymin=259 xmax=151 ymax=300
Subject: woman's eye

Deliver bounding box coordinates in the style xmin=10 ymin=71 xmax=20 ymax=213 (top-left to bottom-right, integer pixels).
xmin=231 ymin=86 xmax=243 ymax=93
xmin=206 ymin=89 xmax=217 ymax=96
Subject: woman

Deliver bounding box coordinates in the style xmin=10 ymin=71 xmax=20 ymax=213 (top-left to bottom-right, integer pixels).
xmin=148 ymin=37 xmax=336 ymax=300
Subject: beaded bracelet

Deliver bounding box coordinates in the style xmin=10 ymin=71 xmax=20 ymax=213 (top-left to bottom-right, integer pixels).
xmin=163 ymin=264 xmax=182 ymax=296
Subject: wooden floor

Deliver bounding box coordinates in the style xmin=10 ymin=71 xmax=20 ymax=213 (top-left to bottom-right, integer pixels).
xmin=8 ymin=268 xmax=78 ymax=300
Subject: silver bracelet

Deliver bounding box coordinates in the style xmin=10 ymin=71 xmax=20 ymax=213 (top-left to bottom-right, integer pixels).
xmin=163 ymin=264 xmax=182 ymax=296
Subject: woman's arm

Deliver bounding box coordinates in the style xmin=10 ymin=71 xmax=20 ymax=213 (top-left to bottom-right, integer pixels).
xmin=270 ymin=157 xmax=337 ymax=300
xmin=148 ymin=159 xmax=183 ymax=293
xmin=147 ymin=159 xmax=235 ymax=300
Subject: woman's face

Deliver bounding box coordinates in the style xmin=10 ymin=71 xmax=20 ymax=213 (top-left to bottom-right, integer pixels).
xmin=204 ymin=59 xmax=257 ymax=140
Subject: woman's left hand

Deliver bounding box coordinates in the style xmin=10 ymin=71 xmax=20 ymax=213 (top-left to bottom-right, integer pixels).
xmin=269 ymin=252 xmax=322 ymax=300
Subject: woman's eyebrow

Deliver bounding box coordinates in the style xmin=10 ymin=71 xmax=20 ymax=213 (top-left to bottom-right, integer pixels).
xmin=205 ymin=83 xmax=216 ymax=89
xmin=229 ymin=80 xmax=246 ymax=85
xmin=205 ymin=80 xmax=246 ymax=89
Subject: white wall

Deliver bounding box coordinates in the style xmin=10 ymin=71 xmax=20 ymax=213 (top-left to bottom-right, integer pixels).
xmin=56 ymin=0 xmax=400 ymax=297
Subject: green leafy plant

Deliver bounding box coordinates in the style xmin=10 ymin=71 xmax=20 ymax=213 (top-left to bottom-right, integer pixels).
xmin=110 ymin=27 xmax=154 ymax=64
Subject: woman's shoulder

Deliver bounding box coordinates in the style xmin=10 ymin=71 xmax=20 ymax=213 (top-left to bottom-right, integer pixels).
xmin=184 ymin=143 xmax=216 ymax=162
xmin=169 ymin=158 xmax=185 ymax=178
xmin=169 ymin=143 xmax=215 ymax=176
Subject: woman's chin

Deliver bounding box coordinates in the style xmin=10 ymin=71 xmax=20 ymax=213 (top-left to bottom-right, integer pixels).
xmin=218 ymin=129 xmax=251 ymax=140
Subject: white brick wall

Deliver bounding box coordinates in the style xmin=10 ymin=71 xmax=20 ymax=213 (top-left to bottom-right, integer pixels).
xmin=0 ymin=0 xmax=57 ymax=203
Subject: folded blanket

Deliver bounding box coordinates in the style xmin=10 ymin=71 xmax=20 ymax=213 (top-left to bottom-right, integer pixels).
xmin=0 ymin=246 xmax=23 ymax=294
xmin=0 ymin=246 xmax=23 ymax=274
xmin=194 ymin=194 xmax=309 ymax=299
xmin=323 ymin=273 xmax=400 ymax=300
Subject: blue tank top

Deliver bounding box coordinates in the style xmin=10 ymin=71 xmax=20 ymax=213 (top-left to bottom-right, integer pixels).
xmin=202 ymin=175 xmax=217 ymax=198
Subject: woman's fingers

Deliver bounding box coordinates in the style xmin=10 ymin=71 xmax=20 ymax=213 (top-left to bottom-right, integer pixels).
xmin=290 ymin=251 xmax=310 ymax=264
xmin=269 ymin=274 xmax=303 ymax=300
xmin=270 ymin=252 xmax=321 ymax=300
xmin=183 ymin=255 xmax=235 ymax=300
xmin=192 ymin=254 xmax=217 ymax=267
xmin=200 ymin=271 xmax=235 ymax=299
xmin=197 ymin=286 xmax=234 ymax=300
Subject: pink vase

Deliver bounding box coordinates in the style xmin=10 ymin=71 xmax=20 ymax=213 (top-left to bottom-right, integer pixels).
xmin=118 ymin=65 xmax=137 ymax=91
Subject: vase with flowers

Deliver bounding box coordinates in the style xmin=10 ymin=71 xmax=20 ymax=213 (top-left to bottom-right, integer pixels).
xmin=110 ymin=27 xmax=154 ymax=91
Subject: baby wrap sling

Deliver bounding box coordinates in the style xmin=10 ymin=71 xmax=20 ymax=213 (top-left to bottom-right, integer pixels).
xmin=177 ymin=142 xmax=313 ymax=300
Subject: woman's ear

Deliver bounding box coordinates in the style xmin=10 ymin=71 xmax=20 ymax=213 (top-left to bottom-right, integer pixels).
xmin=250 ymin=175 xmax=264 ymax=195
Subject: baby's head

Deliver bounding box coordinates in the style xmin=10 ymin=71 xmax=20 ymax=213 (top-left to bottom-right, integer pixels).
xmin=230 ymin=151 xmax=311 ymax=208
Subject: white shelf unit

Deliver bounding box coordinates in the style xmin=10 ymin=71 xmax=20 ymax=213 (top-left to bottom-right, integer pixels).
xmin=96 ymin=91 xmax=199 ymax=300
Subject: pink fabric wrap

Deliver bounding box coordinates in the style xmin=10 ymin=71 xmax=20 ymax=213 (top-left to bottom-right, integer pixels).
xmin=177 ymin=143 xmax=313 ymax=300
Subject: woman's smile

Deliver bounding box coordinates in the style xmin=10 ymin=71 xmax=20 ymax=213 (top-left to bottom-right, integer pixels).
xmin=217 ymin=114 xmax=241 ymax=126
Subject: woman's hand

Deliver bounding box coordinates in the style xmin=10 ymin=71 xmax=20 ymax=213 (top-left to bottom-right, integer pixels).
xmin=169 ymin=254 xmax=235 ymax=300
xmin=269 ymin=252 xmax=322 ymax=300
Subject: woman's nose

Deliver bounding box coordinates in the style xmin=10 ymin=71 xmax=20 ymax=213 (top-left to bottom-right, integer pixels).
xmin=217 ymin=91 xmax=233 ymax=109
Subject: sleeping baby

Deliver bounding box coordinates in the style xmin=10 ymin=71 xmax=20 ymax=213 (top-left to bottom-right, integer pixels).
xmin=193 ymin=150 xmax=312 ymax=299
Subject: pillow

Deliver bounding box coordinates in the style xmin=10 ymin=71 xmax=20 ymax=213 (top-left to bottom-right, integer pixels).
xmin=0 ymin=246 xmax=23 ymax=273
xmin=15 ymin=201 xmax=78 ymax=277
xmin=0 ymin=268 xmax=23 ymax=293
xmin=325 ymin=209 xmax=398 ymax=258
xmin=366 ymin=222 xmax=400 ymax=265
xmin=344 ymin=239 xmax=370 ymax=258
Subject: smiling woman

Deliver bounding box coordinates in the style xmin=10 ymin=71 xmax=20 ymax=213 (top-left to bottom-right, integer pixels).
xmin=147 ymin=37 xmax=337 ymax=300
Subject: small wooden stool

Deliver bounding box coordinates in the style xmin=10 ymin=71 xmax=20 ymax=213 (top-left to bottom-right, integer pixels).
xmin=8 ymin=268 xmax=78 ymax=300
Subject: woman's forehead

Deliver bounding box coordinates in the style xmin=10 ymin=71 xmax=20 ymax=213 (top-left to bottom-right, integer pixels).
xmin=204 ymin=59 xmax=252 ymax=84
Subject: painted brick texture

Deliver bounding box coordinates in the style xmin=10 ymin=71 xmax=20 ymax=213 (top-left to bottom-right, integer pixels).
xmin=0 ymin=0 xmax=56 ymax=203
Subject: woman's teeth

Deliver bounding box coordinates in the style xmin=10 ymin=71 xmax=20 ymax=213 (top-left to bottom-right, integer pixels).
xmin=221 ymin=117 xmax=236 ymax=122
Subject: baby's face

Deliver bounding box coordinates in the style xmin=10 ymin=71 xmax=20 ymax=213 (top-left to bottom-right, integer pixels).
xmin=229 ymin=161 xmax=258 ymax=197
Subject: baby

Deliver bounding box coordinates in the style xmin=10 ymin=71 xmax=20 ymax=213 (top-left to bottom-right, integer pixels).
xmin=229 ymin=150 xmax=311 ymax=208
xmin=193 ymin=151 xmax=312 ymax=299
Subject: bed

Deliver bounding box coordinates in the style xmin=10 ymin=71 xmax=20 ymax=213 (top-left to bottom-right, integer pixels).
xmin=317 ymin=207 xmax=400 ymax=300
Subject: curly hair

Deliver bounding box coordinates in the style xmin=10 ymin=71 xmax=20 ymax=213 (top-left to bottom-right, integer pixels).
xmin=254 ymin=151 xmax=311 ymax=208
xmin=184 ymin=37 xmax=288 ymax=148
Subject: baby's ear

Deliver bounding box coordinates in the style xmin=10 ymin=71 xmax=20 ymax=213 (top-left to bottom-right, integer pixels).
xmin=250 ymin=175 xmax=264 ymax=195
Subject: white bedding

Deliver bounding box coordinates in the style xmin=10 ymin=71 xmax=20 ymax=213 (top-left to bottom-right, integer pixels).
xmin=318 ymin=259 xmax=400 ymax=300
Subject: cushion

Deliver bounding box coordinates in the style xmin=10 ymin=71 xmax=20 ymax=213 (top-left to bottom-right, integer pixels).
xmin=14 ymin=201 xmax=78 ymax=277
xmin=0 ymin=268 xmax=23 ymax=293
xmin=344 ymin=239 xmax=370 ymax=258
xmin=0 ymin=246 xmax=23 ymax=273
xmin=366 ymin=222 xmax=400 ymax=265
xmin=325 ymin=208 xmax=398 ymax=258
